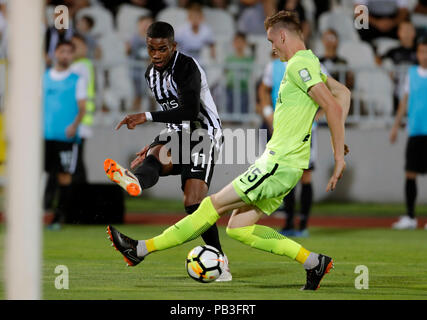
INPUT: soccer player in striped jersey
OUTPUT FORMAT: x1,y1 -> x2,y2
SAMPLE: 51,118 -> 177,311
104,22 -> 231,281
107,11 -> 351,290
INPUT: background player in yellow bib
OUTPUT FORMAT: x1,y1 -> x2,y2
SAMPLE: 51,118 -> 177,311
107,11 -> 351,290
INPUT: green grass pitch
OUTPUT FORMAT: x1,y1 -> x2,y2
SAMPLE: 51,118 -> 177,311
1,224 -> 426,300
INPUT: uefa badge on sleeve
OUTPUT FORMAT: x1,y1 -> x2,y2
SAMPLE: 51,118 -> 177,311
299,68 -> 312,82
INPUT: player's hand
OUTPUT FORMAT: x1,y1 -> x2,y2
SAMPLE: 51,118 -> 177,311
65,123 -> 78,138
344,144 -> 350,156
116,113 -> 147,130
130,145 -> 150,170
389,126 -> 398,144
326,159 -> 346,192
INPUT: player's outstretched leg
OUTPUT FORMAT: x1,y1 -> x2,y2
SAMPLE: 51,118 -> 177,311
107,225 -> 144,266
226,208 -> 334,291
104,159 -> 142,196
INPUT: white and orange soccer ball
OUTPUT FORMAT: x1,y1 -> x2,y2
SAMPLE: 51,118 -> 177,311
185,245 -> 225,283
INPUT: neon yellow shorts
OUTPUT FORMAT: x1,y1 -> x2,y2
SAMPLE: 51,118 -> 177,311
232,155 -> 303,215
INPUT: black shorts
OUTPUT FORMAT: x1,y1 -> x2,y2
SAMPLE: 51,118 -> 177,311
405,136 -> 427,174
148,130 -> 221,190
44,140 -> 80,174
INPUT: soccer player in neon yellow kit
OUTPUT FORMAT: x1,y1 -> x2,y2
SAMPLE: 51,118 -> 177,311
107,11 -> 351,290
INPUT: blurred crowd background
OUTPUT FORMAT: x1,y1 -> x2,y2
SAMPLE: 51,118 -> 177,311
0,0 -> 426,127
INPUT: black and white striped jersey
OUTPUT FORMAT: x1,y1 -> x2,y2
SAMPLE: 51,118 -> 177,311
145,51 -> 222,140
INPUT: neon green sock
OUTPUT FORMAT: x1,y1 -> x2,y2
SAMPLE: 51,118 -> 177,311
146,197 -> 220,252
226,224 -> 302,260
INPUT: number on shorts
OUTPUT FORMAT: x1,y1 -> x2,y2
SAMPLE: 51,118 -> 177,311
192,152 -> 206,168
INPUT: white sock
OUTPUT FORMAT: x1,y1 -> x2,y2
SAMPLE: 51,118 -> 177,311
136,240 -> 149,258
303,252 -> 319,270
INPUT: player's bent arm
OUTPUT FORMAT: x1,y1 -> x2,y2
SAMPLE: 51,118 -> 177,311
309,82 -> 345,161
390,94 -> 408,143
72,99 -> 86,128
325,76 -> 351,124
309,82 -> 346,191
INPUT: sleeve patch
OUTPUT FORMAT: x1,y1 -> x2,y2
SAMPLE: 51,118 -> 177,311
298,68 -> 312,82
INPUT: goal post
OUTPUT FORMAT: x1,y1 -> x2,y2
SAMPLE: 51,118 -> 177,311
4,0 -> 44,299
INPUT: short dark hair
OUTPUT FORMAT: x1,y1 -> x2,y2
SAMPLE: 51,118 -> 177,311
264,10 -> 302,38
234,32 -> 247,41
147,21 -> 174,42
55,40 -> 75,51
417,36 -> 427,49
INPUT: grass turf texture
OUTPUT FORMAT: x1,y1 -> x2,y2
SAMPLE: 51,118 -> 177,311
0,224 -> 426,300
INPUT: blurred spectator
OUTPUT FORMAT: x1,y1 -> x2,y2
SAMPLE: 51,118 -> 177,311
70,34 -> 96,185
381,21 -> 418,111
225,32 -> 254,114
390,37 -> 427,230
45,10 -> 74,67
75,15 -> 102,60
126,15 -> 153,111
43,40 -> 86,229
318,29 -> 354,89
276,0 -> 310,41
354,0 -> 409,44
381,21 -> 417,65
175,3 -> 216,63
237,0 -> 276,35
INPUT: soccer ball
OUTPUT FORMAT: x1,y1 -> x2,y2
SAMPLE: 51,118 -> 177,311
186,245 -> 224,283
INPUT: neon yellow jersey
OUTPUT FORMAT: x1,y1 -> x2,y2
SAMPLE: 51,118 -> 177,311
265,49 -> 327,169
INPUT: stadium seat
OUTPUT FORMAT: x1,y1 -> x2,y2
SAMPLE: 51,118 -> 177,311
355,68 -> 394,117
203,8 -> 235,42
247,35 -> 272,69
411,13 -> 427,30
338,40 -> 376,68
97,32 -> 127,65
96,32 -> 134,112
116,4 -> 151,41
156,7 -> 187,30
109,66 -> 134,111
318,6 -> 360,42
373,38 -> 400,56
75,5 -> 114,38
